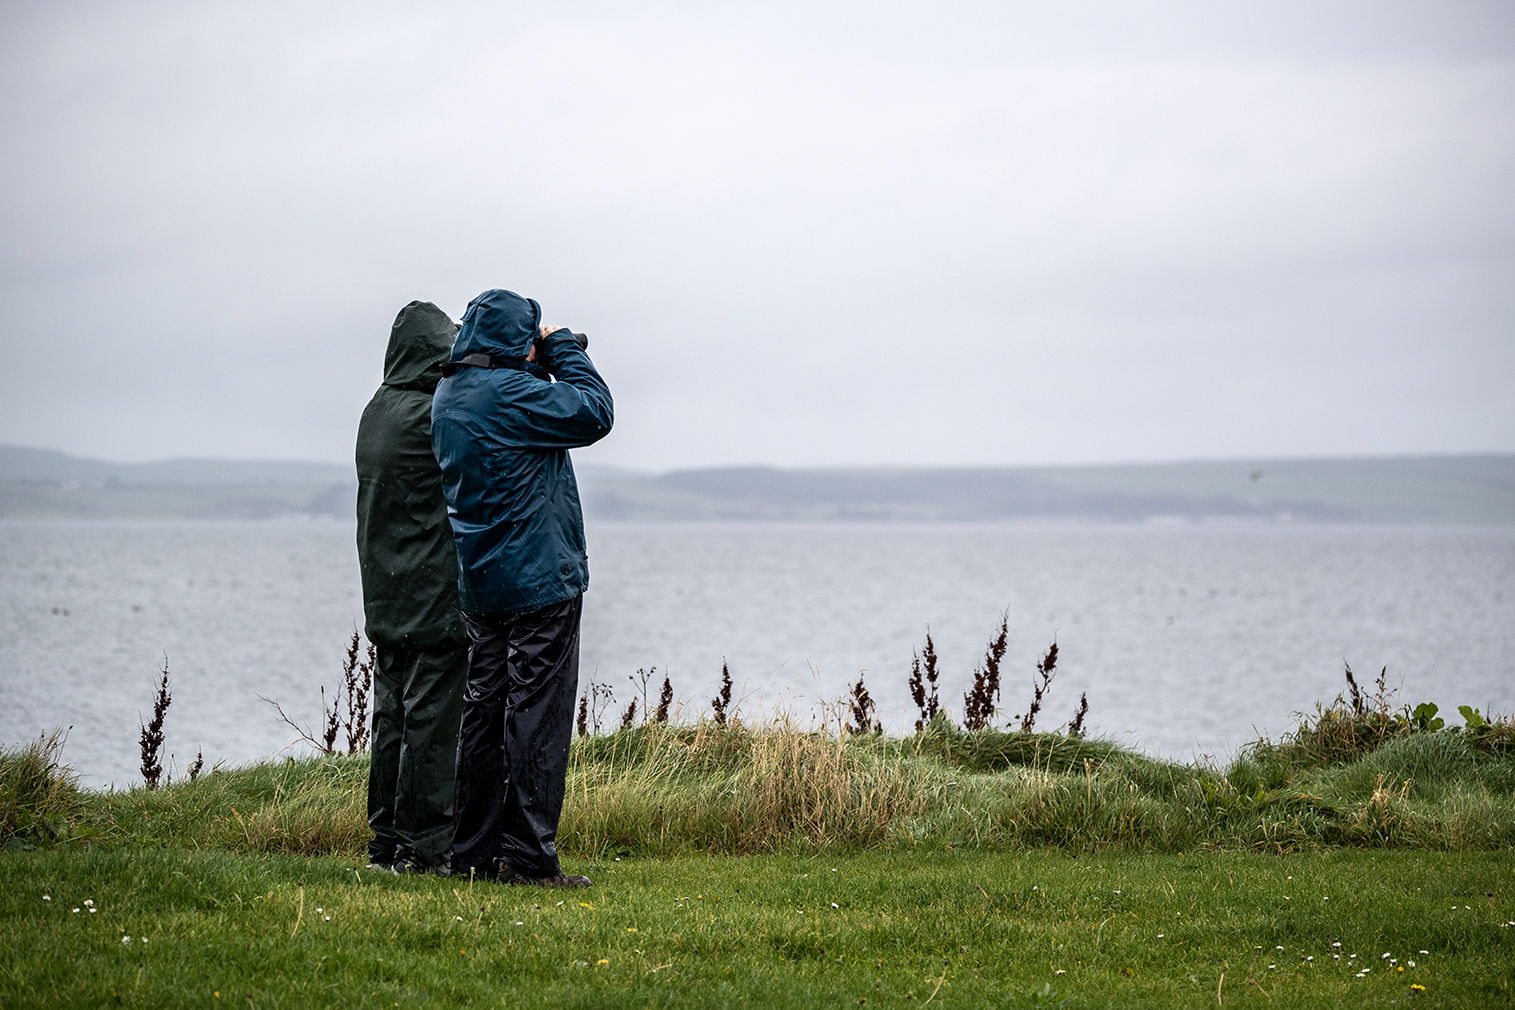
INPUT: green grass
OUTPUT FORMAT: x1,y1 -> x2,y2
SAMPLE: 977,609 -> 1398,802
4,709 -> 1515,1006
3,847 -> 1512,1008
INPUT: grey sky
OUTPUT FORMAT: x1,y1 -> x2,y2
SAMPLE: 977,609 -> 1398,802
1,1 -> 1511,470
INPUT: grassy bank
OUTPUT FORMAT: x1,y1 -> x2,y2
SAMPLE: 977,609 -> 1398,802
9,714 -> 1511,860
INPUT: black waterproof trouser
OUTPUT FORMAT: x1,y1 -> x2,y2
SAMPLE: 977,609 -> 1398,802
367,641 -> 470,868
452,595 -> 582,879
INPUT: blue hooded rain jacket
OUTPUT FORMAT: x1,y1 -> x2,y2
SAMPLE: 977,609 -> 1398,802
431,289 -> 614,615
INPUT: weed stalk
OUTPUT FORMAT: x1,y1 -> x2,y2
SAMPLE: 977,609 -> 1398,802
139,657 -> 172,789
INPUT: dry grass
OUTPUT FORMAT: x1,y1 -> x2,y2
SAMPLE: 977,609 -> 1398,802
564,718 -> 942,855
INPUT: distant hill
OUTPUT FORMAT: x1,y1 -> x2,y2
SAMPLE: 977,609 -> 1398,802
577,456 -> 1515,525
2,445 -> 1511,523
0,445 -> 355,519
0,444 -> 352,485
1022,455 -> 1515,525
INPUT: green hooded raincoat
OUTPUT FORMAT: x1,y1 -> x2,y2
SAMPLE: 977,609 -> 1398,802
356,302 -> 466,649
355,300 -> 469,870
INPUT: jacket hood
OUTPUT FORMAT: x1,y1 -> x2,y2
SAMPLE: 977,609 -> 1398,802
384,301 -> 458,393
452,288 -> 540,361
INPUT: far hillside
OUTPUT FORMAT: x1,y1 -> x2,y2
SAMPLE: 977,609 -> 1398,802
578,455 -> 1515,525
2,444 -> 1511,523
0,445 -> 355,520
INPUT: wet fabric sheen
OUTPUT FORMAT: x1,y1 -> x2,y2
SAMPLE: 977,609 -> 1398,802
452,596 -> 582,879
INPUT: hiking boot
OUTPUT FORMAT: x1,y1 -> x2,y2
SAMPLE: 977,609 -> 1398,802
492,860 -> 530,885
495,859 -> 592,888
534,872 -> 593,888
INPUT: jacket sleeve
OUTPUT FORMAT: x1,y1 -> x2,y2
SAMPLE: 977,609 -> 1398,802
508,330 -> 614,450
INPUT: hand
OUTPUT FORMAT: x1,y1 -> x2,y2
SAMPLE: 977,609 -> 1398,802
528,324 -> 567,365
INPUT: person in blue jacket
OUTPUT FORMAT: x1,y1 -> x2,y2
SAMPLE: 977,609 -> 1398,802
431,288 -> 613,888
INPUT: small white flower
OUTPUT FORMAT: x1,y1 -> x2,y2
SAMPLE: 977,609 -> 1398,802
122,936 -> 131,943
1407,960 -> 1416,968
72,908 -> 80,913
1157,934 -> 1164,938
1306,956 -> 1313,961
1382,952 -> 1391,959
89,908 -> 96,913
831,903 -> 839,909
1055,969 -> 1066,975
1420,950 -> 1429,955
1113,890 -> 1121,894
323,916 -> 330,921
515,921 -> 524,926
315,908 -> 323,914
556,901 -> 564,907
1333,954 -> 1339,959
42,895 -> 51,901
1268,964 -> 1276,969
455,916 -> 463,921
84,899 -> 93,906
1276,946 -> 1284,950
141,938 -> 148,944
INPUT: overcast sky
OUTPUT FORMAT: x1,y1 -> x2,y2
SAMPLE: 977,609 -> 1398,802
1,0 -> 1511,470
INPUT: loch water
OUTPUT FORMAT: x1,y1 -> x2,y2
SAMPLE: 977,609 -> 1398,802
2,519 -> 1511,787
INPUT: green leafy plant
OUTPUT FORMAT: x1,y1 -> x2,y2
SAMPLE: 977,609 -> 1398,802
1409,702 -> 1444,732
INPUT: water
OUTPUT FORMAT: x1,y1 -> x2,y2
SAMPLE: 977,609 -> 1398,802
2,519 -> 1511,788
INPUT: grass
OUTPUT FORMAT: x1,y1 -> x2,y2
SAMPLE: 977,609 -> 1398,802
0,729 -> 85,850
3,701 -> 1514,1006
3,847 -> 1512,1007
6,710 -> 1515,860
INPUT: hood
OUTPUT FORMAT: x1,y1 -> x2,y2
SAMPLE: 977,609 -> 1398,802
384,301 -> 458,393
452,288 -> 540,361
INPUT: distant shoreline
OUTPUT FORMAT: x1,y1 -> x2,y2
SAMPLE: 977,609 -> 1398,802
3,444 -> 1512,524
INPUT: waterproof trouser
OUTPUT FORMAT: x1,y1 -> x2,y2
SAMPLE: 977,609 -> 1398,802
367,641 -> 470,868
452,595 -> 582,880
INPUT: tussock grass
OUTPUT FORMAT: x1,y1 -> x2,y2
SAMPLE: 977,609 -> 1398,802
564,719 -> 942,855
87,754 -> 369,856
0,729 -> 83,849
22,713 -> 1509,862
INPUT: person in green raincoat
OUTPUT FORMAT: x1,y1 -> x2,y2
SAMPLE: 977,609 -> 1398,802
355,300 -> 469,874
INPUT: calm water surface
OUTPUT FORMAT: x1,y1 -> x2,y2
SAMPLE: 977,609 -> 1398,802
2,519 -> 1511,786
